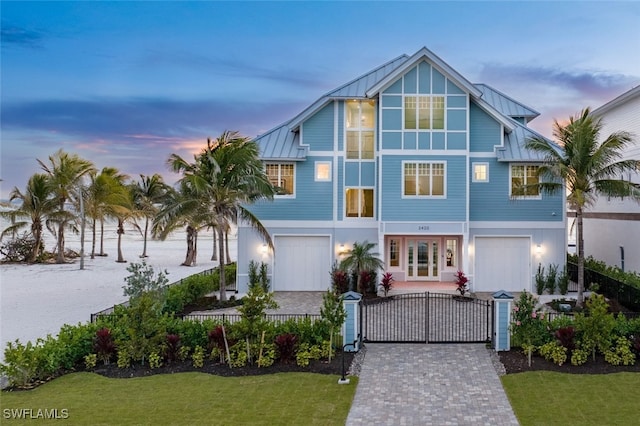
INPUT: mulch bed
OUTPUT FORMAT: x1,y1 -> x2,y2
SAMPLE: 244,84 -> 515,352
499,349 -> 640,374
92,353 -> 355,380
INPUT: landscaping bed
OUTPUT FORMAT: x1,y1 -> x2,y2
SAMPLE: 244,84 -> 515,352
92,352 -> 355,379
499,349 -> 640,374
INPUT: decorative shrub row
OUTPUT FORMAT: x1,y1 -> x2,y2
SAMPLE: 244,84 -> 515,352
1,261 -> 346,389
568,254 -> 640,290
511,291 -> 640,367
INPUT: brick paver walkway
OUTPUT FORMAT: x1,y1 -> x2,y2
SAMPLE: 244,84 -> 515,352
347,344 -> 519,425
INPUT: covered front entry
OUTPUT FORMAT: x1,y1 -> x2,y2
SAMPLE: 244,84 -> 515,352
360,293 -> 493,343
386,236 -> 461,282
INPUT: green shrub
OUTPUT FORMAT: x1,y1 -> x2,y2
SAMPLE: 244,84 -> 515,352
257,343 -> 276,367
0,340 -> 40,388
568,254 -> 640,290
558,266 -> 570,295
539,341 -> 568,366
116,349 -> 131,368
571,348 -> 589,366
229,342 -> 248,368
605,337 -> 636,366
84,354 -> 97,369
148,351 -> 163,369
178,345 -> 191,362
546,264 -> 558,294
574,294 -> 616,360
535,264 -> 546,295
192,345 -> 205,368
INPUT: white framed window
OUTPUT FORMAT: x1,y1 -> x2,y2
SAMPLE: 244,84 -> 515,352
389,238 -> 400,267
403,161 -> 446,197
266,163 -> 295,197
510,164 -> 541,199
345,100 -> 375,160
404,95 -> 445,130
315,162 -> 332,182
472,163 -> 489,182
345,187 -> 374,218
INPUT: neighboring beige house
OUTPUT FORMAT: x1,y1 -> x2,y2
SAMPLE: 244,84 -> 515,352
574,86 -> 640,273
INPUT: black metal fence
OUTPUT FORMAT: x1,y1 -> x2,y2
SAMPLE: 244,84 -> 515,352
568,262 -> 640,312
182,313 -> 323,324
90,266 -> 235,322
360,293 -> 493,344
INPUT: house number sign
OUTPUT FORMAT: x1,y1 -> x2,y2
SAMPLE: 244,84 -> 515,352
418,225 -> 430,231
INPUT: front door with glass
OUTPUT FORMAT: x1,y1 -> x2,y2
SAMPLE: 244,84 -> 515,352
407,239 -> 439,280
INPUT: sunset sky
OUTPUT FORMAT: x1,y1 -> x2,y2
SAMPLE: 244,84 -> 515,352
2,1 -> 639,199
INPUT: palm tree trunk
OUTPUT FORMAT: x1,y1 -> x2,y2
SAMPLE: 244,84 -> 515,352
193,229 -> 198,266
218,227 -> 227,302
116,218 -> 126,263
91,219 -> 96,259
141,218 -> 149,258
99,219 -> 106,256
211,228 -> 217,261
576,206 -> 585,308
56,221 -> 65,264
29,219 -> 42,263
182,225 -> 196,266
225,231 -> 231,263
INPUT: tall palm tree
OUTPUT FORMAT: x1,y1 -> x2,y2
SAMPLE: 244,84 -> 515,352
131,174 -> 171,258
525,108 -> 639,307
38,150 -> 95,263
339,240 -> 385,292
0,173 -> 57,262
86,167 -> 122,258
97,170 -> 134,263
166,131 -> 276,301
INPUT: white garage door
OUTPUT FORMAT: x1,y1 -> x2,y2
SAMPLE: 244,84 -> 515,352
274,236 -> 331,291
474,237 -> 531,292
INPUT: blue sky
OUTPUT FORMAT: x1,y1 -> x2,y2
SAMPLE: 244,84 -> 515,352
2,1 -> 639,199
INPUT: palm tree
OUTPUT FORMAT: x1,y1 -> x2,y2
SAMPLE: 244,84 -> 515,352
0,173 -> 57,262
525,108 -> 639,307
165,131 -> 276,301
339,240 -> 385,293
86,167 -> 121,258
131,174 -> 171,258
38,150 -> 95,263
153,180 -> 206,266
98,170 -> 134,263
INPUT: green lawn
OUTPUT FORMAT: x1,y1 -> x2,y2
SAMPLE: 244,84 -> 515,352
0,372 -> 358,425
502,371 -> 640,426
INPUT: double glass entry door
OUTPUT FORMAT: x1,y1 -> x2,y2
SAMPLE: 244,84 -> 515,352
407,239 -> 439,280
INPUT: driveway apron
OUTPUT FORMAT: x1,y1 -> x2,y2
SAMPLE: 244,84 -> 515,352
347,344 -> 519,425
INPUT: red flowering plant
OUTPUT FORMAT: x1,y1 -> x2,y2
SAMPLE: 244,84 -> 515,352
511,291 -> 551,366
454,271 -> 469,296
379,272 -> 394,297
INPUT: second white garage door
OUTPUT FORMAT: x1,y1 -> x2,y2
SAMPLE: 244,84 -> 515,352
474,237 -> 531,292
274,236 -> 331,291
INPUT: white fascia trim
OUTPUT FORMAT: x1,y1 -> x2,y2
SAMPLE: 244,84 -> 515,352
379,149 -> 467,156
470,221 -> 565,229
470,152 -> 498,158
307,151 -> 336,157
255,220 -> 380,229
366,47 -> 482,98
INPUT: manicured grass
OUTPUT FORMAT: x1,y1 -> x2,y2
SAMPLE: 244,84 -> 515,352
502,371 -> 640,426
0,372 -> 358,425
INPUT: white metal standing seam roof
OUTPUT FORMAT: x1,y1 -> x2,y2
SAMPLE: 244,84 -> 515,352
256,123 -> 306,161
475,83 -> 540,119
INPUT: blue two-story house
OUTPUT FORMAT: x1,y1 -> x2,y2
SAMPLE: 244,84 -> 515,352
237,47 -> 566,294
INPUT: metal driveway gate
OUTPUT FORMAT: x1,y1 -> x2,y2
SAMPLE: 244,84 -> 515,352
360,292 -> 493,343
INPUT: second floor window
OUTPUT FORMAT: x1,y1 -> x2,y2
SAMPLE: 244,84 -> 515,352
404,162 -> 445,197
266,163 -> 294,196
404,95 -> 444,130
510,164 -> 540,198
345,188 -> 374,218
346,100 -> 375,160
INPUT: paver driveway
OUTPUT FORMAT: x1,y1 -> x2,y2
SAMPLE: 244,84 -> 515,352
347,344 -> 519,425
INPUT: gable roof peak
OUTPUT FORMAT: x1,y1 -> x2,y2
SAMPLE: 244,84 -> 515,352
366,47 -> 482,98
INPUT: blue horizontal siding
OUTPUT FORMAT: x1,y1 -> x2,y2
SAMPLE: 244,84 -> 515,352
469,158 -> 564,221
381,155 -> 466,221
470,101 -> 501,152
382,131 -> 402,149
303,102 -> 334,152
251,157 -> 334,221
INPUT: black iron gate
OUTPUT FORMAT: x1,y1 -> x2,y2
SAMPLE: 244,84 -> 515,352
360,292 -> 493,343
